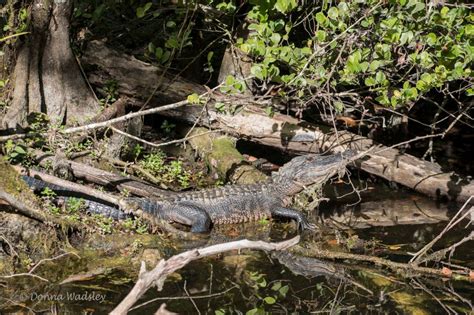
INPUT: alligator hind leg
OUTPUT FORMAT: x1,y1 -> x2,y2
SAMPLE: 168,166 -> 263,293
271,207 -> 315,230
170,202 -> 212,233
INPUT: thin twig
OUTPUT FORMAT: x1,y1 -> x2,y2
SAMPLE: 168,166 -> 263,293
110,126 -> 222,149
183,280 -> 201,315
0,99 -> 190,143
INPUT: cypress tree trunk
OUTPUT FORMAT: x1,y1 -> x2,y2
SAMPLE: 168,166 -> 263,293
1,0 -> 99,129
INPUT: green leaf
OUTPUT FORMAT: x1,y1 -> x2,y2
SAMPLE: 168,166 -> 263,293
365,77 -> 376,86
148,42 -> 155,53
440,6 -> 449,17
465,25 -> 474,36
279,285 -> 289,296
154,47 -> 163,59
225,75 -> 235,86
400,31 -> 414,45
264,296 -> 276,304
165,37 -> 179,49
412,2 -> 425,14
187,93 -> 200,104
144,2 -> 152,11
315,30 -> 326,42
275,0 -> 297,13
375,71 -> 387,85
334,101 -> 344,113
327,7 -> 339,20
315,12 -> 328,26
14,146 -> 26,155
160,50 -> 171,64
369,60 -> 381,71
207,51 -> 214,62
214,102 -> 225,112
166,21 -> 176,28
270,33 -> 281,46
246,308 -> 260,315
426,33 -> 437,46
136,7 -> 145,18
251,64 -> 266,80
271,282 -> 282,291
381,17 -> 398,29
265,106 -> 274,117
420,73 -> 433,84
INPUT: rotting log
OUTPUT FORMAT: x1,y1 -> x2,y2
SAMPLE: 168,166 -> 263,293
82,41 -> 474,203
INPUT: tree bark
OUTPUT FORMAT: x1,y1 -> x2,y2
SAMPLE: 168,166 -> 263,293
2,0 -> 99,129
82,41 -> 474,203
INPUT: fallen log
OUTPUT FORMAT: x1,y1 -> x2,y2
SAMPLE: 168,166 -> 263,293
32,151 -> 172,198
82,41 -> 473,203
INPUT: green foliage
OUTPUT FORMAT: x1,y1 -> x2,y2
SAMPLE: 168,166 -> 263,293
220,75 -> 246,94
160,120 -> 176,133
40,187 -> 57,199
92,214 -> 114,234
139,151 -> 194,189
66,198 -> 86,214
243,272 -> 290,314
121,217 -> 148,234
98,80 -> 118,107
234,0 -> 472,109
3,140 -> 28,164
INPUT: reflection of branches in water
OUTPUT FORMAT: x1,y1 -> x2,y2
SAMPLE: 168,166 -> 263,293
443,281 -> 474,310
0,252 -> 78,283
410,197 -> 473,264
411,278 -> 456,314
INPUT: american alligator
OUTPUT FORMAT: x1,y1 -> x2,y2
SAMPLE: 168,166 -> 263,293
24,150 -> 356,232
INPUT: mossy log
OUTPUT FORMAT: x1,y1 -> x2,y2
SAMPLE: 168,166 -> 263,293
185,127 -> 266,184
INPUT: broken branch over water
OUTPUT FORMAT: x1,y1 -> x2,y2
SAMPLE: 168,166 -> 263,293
110,236 -> 300,315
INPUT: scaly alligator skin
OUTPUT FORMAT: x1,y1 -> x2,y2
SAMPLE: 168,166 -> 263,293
24,150 -> 355,232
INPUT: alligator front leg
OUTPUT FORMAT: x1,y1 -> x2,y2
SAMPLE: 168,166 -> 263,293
169,202 -> 212,233
271,207 -> 315,230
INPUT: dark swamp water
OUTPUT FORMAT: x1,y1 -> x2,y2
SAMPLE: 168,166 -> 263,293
0,178 -> 472,315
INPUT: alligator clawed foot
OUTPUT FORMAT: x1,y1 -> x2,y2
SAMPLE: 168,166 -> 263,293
298,220 -> 317,231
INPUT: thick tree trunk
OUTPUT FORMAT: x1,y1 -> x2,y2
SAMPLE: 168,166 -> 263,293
1,0 -> 99,129
82,41 -> 474,203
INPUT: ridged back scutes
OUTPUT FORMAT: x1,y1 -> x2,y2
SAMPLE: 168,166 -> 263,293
157,180 -> 278,203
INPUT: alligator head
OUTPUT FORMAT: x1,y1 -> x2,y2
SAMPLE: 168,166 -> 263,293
273,150 -> 357,196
